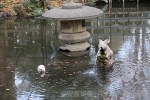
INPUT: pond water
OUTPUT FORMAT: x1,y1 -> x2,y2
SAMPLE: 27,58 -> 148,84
0,2 -> 150,100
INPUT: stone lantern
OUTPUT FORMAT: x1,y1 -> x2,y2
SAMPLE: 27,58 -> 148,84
42,0 -> 103,56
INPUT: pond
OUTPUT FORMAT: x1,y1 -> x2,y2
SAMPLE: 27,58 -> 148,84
0,2 -> 150,100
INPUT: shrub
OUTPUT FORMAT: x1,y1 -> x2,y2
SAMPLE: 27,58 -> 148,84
0,4 -> 4,11
13,4 -> 22,14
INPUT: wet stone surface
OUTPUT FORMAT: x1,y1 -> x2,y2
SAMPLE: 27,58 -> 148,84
0,2 -> 150,100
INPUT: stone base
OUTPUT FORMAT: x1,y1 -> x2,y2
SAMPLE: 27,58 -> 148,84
58,31 -> 90,43
60,50 -> 89,57
59,41 -> 90,52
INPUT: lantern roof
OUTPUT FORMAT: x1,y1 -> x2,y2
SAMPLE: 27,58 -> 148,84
42,0 -> 103,20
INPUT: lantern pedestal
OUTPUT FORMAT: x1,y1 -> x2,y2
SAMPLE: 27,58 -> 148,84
58,19 -> 90,56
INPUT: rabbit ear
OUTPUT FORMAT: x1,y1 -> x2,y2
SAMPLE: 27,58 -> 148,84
104,36 -> 110,43
104,39 -> 110,44
99,39 -> 103,43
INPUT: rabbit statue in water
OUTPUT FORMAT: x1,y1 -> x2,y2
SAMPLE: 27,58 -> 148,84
37,65 -> 45,77
96,38 -> 114,67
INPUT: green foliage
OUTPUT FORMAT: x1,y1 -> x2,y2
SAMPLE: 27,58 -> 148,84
0,4 -> 4,11
13,4 -> 22,14
27,9 -> 44,16
45,0 -> 54,9
87,0 -> 96,6
89,0 -> 96,3
24,0 -> 42,12
23,0 -> 53,16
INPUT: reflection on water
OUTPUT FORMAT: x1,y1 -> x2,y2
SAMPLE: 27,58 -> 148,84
0,2 -> 150,100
